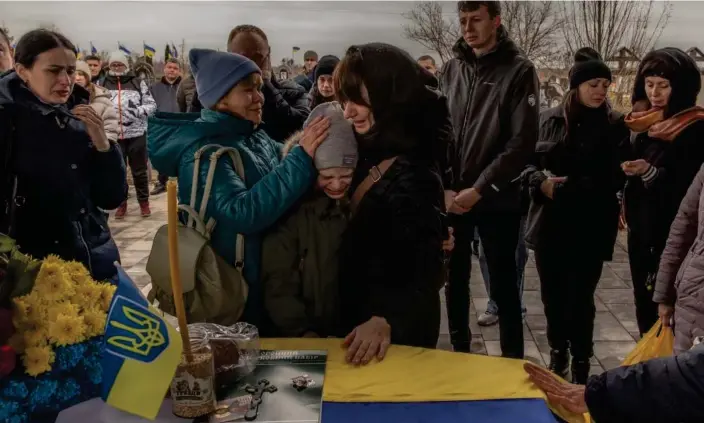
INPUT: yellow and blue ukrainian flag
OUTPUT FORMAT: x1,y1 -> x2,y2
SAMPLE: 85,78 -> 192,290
143,43 -> 156,59
261,339 -> 586,423
101,265 -> 182,419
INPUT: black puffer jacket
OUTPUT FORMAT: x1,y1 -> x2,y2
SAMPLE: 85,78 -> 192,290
585,342 -> 704,422
337,43 -> 447,348
440,25 -> 539,211
524,103 -> 627,259
0,71 -> 127,281
623,48 -> 704,253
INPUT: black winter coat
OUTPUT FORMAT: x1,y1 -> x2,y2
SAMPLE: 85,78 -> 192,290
523,104 -> 627,260
337,155 -> 445,348
0,71 -> 126,281
623,121 -> 704,253
440,25 -> 539,211
585,342 -> 704,422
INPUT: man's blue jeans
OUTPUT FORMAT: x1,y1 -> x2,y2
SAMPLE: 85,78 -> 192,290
478,215 -> 528,315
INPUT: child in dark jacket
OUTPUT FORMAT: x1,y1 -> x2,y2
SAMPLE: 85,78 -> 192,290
262,102 -> 356,338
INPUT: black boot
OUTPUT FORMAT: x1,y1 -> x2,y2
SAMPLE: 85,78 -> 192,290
548,349 -> 569,378
571,359 -> 590,385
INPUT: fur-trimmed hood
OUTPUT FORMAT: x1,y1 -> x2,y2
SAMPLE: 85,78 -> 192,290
282,131 -> 304,157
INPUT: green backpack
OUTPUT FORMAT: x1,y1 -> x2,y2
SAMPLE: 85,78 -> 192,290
147,145 -> 248,325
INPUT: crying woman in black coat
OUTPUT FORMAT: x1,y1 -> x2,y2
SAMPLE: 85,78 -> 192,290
333,43 -> 452,364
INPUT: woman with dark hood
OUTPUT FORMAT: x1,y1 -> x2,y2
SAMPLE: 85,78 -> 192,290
523,48 -> 628,384
333,43 -> 451,364
622,47 -> 704,337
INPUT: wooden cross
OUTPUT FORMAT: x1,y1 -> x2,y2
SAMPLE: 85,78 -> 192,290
244,379 -> 278,421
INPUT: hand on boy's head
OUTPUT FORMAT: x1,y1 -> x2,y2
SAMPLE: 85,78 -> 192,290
300,117 -> 331,158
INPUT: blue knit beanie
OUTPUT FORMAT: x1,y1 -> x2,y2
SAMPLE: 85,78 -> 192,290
189,48 -> 261,109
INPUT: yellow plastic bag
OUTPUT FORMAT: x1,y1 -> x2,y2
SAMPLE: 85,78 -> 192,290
622,322 -> 674,366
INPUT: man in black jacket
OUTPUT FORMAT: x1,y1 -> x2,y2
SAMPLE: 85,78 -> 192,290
227,25 -> 310,143
440,1 -> 539,358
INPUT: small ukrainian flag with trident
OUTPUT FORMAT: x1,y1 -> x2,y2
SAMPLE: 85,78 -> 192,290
144,42 -> 156,59
101,264 -> 182,419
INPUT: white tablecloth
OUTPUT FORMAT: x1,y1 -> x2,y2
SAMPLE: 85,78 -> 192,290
56,398 -> 193,423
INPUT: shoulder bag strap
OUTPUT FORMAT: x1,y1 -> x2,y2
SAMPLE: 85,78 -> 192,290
187,144 -> 223,230
216,147 -> 247,270
349,156 -> 398,215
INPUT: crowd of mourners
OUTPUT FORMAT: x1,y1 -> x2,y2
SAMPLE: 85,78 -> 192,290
2,1 -> 704,421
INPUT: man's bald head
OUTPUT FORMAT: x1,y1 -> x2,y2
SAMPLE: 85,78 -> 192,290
227,25 -> 270,71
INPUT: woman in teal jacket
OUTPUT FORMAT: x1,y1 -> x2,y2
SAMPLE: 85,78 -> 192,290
148,48 -> 329,326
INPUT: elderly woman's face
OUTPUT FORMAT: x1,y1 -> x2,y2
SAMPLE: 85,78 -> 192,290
645,76 -> 672,108
342,85 -> 374,135
216,73 -> 265,124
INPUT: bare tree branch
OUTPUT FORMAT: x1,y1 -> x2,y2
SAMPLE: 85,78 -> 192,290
402,2 -> 458,64
560,0 -> 672,110
560,0 -> 671,60
501,1 -> 564,68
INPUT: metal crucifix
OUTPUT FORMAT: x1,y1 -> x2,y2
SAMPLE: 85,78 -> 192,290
244,379 -> 278,421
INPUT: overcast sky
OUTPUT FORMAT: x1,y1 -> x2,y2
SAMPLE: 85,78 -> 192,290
1,1 -> 703,63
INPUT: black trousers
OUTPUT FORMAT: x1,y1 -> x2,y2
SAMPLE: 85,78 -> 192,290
534,245 -> 603,359
627,231 -> 661,336
446,210 -> 524,358
157,172 -> 168,186
118,135 -> 149,202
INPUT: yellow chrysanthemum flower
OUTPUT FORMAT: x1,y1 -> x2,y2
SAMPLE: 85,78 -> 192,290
8,333 -> 25,354
12,295 -> 43,327
23,327 -> 48,348
71,282 -> 103,310
82,308 -> 107,338
98,283 -> 117,312
48,314 -> 86,346
47,302 -> 80,321
23,346 -> 55,377
64,260 -> 91,282
42,254 -> 63,266
34,261 -> 75,302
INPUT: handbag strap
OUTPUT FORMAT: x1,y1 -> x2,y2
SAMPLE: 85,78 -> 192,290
349,157 -> 398,215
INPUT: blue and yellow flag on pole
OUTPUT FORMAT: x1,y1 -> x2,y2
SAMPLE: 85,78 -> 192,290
144,42 -> 156,58
102,265 -> 182,419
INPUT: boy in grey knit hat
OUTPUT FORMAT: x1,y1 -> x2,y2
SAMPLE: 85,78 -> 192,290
262,102 -> 357,337
283,101 -> 358,199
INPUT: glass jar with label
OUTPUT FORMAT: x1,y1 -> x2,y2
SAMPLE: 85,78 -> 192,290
171,328 -> 216,418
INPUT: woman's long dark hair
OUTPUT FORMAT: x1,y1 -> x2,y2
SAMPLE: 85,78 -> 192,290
14,29 -> 75,69
333,43 -> 448,167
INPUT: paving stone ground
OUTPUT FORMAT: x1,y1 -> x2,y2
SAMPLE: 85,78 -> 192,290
112,190 -> 638,373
